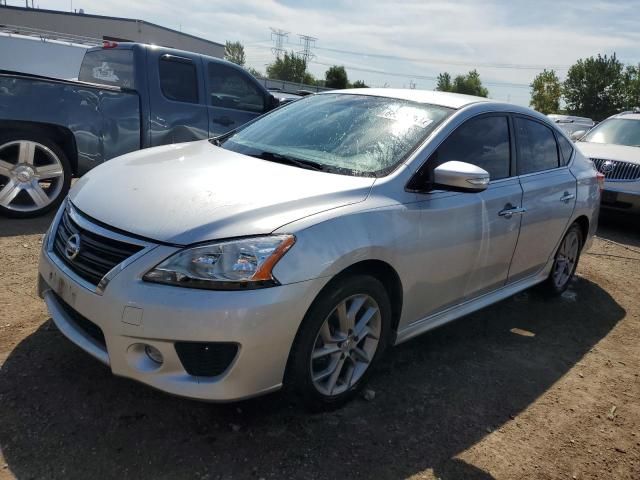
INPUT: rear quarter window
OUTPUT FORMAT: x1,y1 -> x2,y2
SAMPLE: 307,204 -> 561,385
557,134 -> 574,165
78,49 -> 135,88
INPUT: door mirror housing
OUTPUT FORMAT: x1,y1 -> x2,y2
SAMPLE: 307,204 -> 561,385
570,130 -> 586,142
433,161 -> 490,192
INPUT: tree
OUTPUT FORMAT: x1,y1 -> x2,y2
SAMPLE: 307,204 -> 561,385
224,41 -> 245,67
351,80 -> 368,88
325,65 -> 349,89
563,53 -> 625,120
246,67 -> 263,78
622,64 -> 640,110
436,72 -> 452,92
530,69 -> 562,114
435,70 -> 488,97
266,51 -> 312,84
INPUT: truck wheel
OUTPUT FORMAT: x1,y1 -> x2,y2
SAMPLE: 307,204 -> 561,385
0,133 -> 71,218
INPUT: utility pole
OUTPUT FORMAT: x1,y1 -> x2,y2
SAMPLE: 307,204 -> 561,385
270,28 -> 289,59
297,34 -> 317,64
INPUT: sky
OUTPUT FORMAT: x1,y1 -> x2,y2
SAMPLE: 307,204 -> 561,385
6,0 -> 640,105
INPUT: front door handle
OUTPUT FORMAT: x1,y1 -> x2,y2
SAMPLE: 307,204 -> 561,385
213,116 -> 235,127
560,192 -> 575,203
499,205 -> 527,218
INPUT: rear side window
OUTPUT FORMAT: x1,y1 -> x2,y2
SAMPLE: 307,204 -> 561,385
78,49 -> 135,88
208,63 -> 265,112
557,134 -> 574,165
159,56 -> 198,103
515,117 -> 559,174
435,115 -> 511,180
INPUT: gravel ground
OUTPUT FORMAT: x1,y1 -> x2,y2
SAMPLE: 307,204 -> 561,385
0,210 -> 638,480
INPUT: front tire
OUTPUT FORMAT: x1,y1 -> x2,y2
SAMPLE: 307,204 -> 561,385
540,223 -> 583,295
286,275 -> 392,410
0,133 -> 71,218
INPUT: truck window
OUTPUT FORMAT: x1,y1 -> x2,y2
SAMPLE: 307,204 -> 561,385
208,63 -> 265,113
78,49 -> 135,88
159,56 -> 199,104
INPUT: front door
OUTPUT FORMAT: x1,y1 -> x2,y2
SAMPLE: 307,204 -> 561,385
413,114 -> 523,318
508,116 -> 576,282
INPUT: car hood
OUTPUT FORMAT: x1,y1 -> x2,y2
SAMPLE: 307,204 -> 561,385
576,142 -> 640,164
70,140 -> 375,244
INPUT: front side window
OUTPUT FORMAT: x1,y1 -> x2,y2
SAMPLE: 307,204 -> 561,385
581,118 -> 640,147
159,56 -> 198,103
208,63 -> 265,113
219,94 -> 453,177
78,49 -> 135,88
515,117 -> 559,175
434,115 -> 511,180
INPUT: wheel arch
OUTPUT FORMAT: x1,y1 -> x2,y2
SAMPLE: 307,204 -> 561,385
0,121 -> 78,175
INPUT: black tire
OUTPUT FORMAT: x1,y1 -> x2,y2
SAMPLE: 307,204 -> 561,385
539,223 -> 584,296
286,274 -> 392,410
0,132 -> 72,219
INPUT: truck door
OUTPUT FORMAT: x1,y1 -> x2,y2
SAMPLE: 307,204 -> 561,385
204,60 -> 270,137
147,50 -> 209,146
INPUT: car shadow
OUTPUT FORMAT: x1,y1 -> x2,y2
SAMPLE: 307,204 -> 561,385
0,211 -> 55,237
596,210 -> 640,248
0,277 -> 624,479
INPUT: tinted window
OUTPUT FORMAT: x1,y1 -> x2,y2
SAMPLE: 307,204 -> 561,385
159,56 -> 198,103
515,117 -> 559,174
557,134 -> 574,165
78,49 -> 135,88
220,94 -> 452,177
435,116 -> 510,180
208,63 -> 265,112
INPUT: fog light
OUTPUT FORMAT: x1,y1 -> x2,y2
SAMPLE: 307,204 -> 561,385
145,345 -> 163,364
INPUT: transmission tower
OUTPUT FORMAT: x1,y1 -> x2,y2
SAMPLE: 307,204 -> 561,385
270,28 -> 289,59
297,34 -> 317,63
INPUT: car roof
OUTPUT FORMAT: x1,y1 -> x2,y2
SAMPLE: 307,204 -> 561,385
322,88 -> 493,109
612,112 -> 640,120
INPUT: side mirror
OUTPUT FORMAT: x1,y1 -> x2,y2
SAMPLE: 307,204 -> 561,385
433,161 -> 490,192
266,94 -> 280,111
570,130 -> 586,142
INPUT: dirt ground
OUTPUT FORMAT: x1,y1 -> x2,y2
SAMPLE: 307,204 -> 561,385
0,210 -> 638,480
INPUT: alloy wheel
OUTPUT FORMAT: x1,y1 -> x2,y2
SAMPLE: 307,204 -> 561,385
310,294 -> 382,396
0,140 -> 65,213
552,230 -> 580,289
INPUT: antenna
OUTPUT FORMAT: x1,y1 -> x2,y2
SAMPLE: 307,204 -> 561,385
270,28 -> 289,59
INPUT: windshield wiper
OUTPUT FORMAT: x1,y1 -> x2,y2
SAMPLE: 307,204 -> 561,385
209,130 -> 237,146
248,151 -> 327,172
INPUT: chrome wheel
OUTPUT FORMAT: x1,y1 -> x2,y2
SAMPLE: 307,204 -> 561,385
552,229 -> 580,289
0,140 -> 65,213
310,294 -> 381,396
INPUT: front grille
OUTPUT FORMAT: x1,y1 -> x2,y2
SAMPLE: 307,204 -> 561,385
53,292 -> 106,348
175,342 -> 238,377
591,158 -> 640,181
52,207 -> 144,286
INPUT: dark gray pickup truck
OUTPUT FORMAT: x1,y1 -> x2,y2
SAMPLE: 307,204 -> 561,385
0,42 -> 278,217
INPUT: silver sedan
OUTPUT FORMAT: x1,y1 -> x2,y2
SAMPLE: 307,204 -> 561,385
38,89 -> 600,408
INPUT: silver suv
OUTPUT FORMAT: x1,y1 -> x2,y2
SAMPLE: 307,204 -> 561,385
576,111 -> 640,214
38,90 -> 600,408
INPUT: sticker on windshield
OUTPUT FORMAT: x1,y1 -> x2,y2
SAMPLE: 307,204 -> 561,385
92,62 -> 120,82
377,105 -> 435,129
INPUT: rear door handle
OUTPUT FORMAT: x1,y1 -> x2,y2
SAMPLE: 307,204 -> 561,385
499,205 -> 526,218
213,116 -> 235,127
560,192 -> 575,203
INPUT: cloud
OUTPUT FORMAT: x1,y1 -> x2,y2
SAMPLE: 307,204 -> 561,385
22,0 -> 640,103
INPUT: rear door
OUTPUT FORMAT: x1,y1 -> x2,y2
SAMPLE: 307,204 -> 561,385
205,61 -> 269,136
147,50 -> 209,146
507,116 -> 576,283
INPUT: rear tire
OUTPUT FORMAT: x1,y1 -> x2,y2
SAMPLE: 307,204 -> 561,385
539,223 -> 583,296
286,275 -> 392,410
0,132 -> 71,218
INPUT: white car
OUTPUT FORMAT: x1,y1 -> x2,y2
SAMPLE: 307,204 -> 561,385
576,111 -> 640,214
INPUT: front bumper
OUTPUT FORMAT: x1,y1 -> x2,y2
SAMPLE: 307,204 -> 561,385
38,225 -> 326,402
601,182 -> 640,214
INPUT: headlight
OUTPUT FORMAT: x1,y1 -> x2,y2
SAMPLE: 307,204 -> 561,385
143,235 -> 295,290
